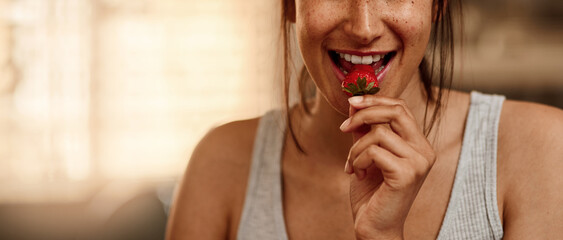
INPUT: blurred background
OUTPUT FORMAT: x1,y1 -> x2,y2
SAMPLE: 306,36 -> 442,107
0,0 -> 561,239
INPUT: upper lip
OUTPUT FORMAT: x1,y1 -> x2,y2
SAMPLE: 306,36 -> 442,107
329,49 -> 393,56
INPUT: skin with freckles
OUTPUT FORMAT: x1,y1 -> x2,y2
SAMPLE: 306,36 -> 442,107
165,0 -> 563,239
296,0 -> 432,115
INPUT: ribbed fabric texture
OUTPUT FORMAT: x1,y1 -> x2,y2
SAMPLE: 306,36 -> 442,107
236,110 -> 288,240
237,92 -> 504,240
436,92 -> 505,240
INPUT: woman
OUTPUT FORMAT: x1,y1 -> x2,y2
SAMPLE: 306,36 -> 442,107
166,0 -> 563,239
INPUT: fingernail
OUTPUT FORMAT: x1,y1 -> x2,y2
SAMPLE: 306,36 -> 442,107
339,118 -> 351,131
344,161 -> 350,174
348,96 -> 364,105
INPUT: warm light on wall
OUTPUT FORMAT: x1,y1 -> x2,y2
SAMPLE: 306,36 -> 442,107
0,0 -> 279,202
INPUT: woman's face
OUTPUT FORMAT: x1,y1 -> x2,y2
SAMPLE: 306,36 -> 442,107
294,0 -> 434,115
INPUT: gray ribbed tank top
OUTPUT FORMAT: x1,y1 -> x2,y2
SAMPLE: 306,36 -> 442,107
237,91 -> 505,240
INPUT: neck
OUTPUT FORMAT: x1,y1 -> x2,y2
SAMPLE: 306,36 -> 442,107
291,70 -> 432,165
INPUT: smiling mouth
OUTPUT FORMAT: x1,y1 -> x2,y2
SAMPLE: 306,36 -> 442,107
329,50 -> 395,78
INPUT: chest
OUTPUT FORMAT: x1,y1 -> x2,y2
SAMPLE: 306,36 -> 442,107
280,152 -> 459,240
282,167 -> 356,240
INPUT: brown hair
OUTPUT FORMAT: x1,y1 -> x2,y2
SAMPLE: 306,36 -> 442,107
280,0 -> 463,153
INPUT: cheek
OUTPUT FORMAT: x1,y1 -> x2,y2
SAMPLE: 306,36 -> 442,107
297,11 -> 321,47
296,1 -> 343,48
385,1 -> 433,49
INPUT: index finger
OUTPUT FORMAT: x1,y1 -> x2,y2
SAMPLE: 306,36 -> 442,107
348,95 -> 416,119
342,105 -> 419,140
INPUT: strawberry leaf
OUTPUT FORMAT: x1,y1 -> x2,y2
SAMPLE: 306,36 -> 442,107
366,81 -> 374,90
368,87 -> 380,94
357,77 -> 366,90
347,83 -> 359,93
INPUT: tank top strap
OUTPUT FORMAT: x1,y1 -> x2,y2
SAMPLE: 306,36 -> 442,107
237,109 -> 289,240
437,91 -> 505,239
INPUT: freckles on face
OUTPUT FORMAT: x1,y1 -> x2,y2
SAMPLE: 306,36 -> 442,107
293,0 -> 434,113
296,0 -> 337,46
384,0 -> 432,49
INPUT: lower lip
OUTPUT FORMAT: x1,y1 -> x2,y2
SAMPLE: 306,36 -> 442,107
375,56 -> 393,84
330,57 -> 347,81
330,54 -> 394,86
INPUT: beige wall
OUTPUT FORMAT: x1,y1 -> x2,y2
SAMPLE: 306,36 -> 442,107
0,0 -> 279,202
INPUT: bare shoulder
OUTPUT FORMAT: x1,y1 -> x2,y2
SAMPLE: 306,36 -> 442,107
497,99 -> 563,238
501,99 -> 563,137
166,117 -> 260,240
499,100 -> 563,159
191,117 -> 261,170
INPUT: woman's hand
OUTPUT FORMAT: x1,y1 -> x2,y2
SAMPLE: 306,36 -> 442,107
339,95 -> 436,240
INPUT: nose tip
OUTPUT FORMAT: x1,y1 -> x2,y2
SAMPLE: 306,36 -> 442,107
346,23 -> 379,45
343,4 -> 383,45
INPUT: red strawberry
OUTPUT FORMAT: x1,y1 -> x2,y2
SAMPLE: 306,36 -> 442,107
341,64 -> 380,97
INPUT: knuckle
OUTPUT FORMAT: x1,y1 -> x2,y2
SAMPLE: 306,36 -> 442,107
371,125 -> 387,137
392,104 -> 406,116
397,99 -> 408,107
361,116 -> 370,125
366,145 -> 379,158
420,147 -> 437,165
414,154 -> 432,177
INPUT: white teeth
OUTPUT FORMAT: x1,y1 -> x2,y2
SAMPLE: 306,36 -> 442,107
338,52 -> 385,65
373,55 -> 381,62
361,55 -> 373,64
350,55 -> 362,64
